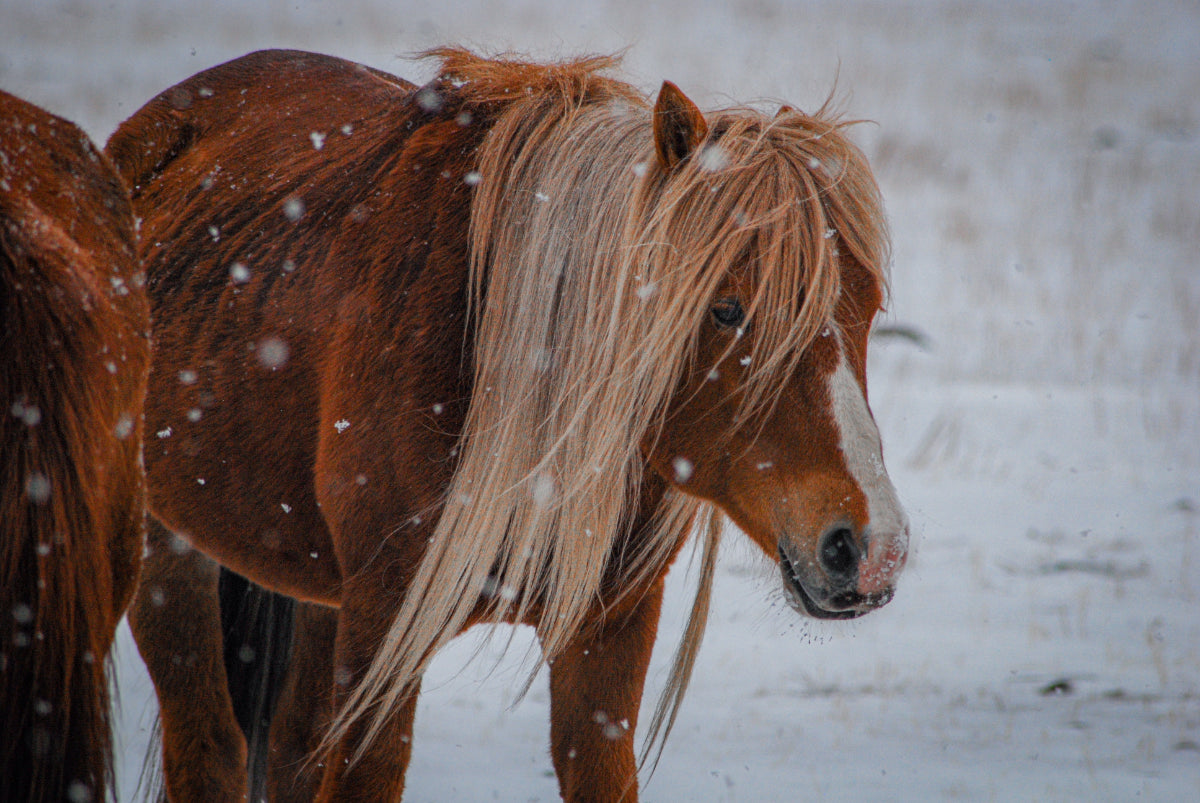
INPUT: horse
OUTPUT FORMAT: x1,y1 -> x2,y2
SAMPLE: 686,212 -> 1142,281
1,89 -> 151,803
105,47 -> 909,801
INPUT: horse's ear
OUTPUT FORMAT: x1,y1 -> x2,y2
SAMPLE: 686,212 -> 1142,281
653,81 -> 708,170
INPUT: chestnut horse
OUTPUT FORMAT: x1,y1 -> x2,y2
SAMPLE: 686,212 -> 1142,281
106,48 -> 908,801
1,90 -> 150,802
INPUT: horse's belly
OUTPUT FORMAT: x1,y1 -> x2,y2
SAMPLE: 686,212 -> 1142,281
142,336 -> 342,605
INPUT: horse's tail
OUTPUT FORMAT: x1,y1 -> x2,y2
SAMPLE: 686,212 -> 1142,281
0,407 -> 117,802
218,568 -> 296,801
1,213 -> 131,803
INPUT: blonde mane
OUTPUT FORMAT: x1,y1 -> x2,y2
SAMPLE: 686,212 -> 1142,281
329,49 -> 889,764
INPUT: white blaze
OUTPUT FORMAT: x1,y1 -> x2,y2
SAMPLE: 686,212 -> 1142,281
827,351 -> 909,585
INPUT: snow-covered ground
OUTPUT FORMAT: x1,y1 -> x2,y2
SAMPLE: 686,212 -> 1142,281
3,1 -> 1197,800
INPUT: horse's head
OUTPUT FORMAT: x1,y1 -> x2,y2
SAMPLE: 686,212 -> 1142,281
446,51 -> 906,634
643,82 -> 908,620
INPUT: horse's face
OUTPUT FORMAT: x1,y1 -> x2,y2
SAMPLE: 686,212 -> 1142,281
649,257 -> 907,619
643,80 -> 907,620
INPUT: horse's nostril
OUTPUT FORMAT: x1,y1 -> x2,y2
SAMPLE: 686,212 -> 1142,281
819,526 -> 860,579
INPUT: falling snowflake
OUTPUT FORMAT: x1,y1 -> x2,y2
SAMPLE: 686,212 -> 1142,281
636,281 -> 658,301
282,196 -> 305,222
114,413 -> 135,439
672,456 -> 694,483
531,472 -> 557,507
256,336 -> 290,370
415,87 -> 443,113
11,401 -> 41,427
697,143 -> 729,172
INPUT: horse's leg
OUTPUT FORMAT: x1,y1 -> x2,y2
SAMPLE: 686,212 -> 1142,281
546,582 -> 666,803
268,601 -> 338,803
128,518 -> 248,801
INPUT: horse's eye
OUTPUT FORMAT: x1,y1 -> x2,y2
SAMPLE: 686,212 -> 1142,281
710,299 -> 745,329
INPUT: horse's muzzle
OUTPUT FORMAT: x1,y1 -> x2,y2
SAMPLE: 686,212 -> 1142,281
777,527 -> 901,620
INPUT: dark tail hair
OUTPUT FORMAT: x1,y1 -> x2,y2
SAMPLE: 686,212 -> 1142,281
0,409 -> 120,802
219,568 -> 297,802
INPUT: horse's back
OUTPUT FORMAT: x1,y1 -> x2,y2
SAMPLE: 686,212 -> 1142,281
1,87 -> 149,803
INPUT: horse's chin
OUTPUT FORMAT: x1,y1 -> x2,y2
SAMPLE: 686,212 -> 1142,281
778,548 -> 878,621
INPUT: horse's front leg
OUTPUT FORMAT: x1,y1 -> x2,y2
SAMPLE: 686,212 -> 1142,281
546,582 -> 665,803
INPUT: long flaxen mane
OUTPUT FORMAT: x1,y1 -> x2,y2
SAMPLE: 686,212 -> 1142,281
330,48 -> 890,762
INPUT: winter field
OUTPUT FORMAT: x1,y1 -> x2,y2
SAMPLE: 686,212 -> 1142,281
3,1 -> 1198,800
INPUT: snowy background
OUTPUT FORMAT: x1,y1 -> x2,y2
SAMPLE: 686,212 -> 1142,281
3,1 -> 1198,800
